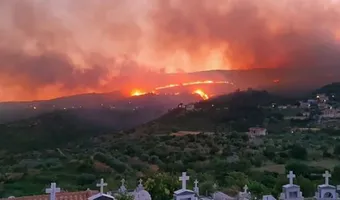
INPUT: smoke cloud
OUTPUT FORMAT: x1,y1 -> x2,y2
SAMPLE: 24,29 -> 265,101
0,0 -> 339,101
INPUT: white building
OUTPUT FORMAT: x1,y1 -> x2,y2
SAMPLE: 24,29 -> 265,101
185,104 -> 195,111
317,94 -> 329,103
322,108 -> 340,119
299,101 -> 310,109
248,127 -> 267,137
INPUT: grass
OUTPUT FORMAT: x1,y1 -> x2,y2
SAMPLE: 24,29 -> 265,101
255,164 -> 286,174
254,159 -> 340,174
307,159 -> 340,169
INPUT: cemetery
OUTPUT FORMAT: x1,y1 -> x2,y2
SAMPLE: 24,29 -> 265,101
1,170 -> 339,200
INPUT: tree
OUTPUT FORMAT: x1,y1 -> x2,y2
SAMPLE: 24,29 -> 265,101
297,176 -> 315,197
285,162 -> 309,176
333,165 -> 340,182
145,173 -> 177,200
333,144 -> 340,155
290,145 -> 307,160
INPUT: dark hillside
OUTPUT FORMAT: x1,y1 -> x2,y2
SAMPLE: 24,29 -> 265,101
313,82 -> 340,101
133,90 -> 295,134
0,106 -> 166,152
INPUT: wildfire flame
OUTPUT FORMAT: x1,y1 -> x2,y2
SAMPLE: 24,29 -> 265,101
192,89 -> 209,100
130,80 -> 234,99
130,89 -> 147,96
154,80 -> 232,90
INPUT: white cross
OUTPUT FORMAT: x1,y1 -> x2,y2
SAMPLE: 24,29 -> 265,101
243,185 -> 248,193
287,171 -> 296,185
194,180 -> 199,188
121,179 -> 125,186
46,183 -> 60,200
179,172 -> 190,190
138,179 -> 143,185
323,171 -> 332,185
96,178 -> 107,194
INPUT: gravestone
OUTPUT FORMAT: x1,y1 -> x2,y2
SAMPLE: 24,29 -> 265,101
315,171 -> 338,200
133,179 -> 152,200
46,183 -> 60,200
193,180 -> 199,196
279,171 -> 304,200
238,185 -> 251,200
173,172 -> 196,200
88,178 -> 115,200
118,179 -> 127,194
97,179 -> 108,194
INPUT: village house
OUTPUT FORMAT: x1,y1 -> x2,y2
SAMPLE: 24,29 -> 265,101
278,105 -> 288,110
317,94 -> 329,103
298,101 -> 310,109
318,103 -> 332,111
185,103 -> 195,111
248,127 -> 267,137
322,108 -> 340,119
291,127 -> 321,133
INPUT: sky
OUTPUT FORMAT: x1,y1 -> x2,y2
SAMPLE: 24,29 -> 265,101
0,0 -> 340,101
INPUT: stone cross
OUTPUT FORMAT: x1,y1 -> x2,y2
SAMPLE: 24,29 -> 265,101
194,179 -> 199,195
243,185 -> 248,193
118,179 -> 127,193
179,172 -> 190,190
46,183 -> 60,200
96,178 -> 107,194
323,171 -> 332,185
287,171 -> 296,185
194,180 -> 199,188
138,179 -> 143,186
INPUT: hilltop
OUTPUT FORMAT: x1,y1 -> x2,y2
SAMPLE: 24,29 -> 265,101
132,89 -> 296,135
313,82 -> 340,101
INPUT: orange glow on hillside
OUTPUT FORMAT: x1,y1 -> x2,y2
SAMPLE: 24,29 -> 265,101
193,89 -> 209,100
154,80 -> 233,91
130,89 -> 147,96
129,80 -> 234,98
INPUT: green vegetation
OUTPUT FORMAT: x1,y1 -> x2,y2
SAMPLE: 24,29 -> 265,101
1,89 -> 340,199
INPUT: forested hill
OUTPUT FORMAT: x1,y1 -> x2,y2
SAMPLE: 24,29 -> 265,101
131,90 -> 297,135
313,82 -> 340,101
0,106 -> 165,152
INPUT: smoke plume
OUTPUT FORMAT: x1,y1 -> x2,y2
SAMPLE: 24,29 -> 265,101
0,0 -> 340,101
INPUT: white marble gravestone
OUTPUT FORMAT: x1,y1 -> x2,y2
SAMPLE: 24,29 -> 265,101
97,179 -> 108,194
193,180 -> 199,196
133,179 -> 152,200
118,179 -> 127,194
46,183 -> 60,200
173,172 -> 196,200
238,185 -> 251,200
88,178 -> 115,200
315,171 -> 338,200
279,171 -> 304,200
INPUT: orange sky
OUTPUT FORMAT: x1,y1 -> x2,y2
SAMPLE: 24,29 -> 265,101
0,0 -> 340,101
